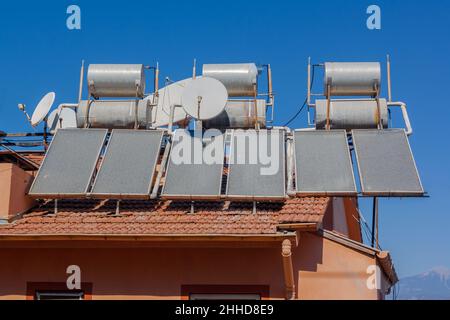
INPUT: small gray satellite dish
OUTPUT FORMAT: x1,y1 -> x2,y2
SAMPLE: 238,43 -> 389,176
181,77 -> 228,120
30,92 -> 55,127
47,107 -> 77,133
46,109 -> 59,133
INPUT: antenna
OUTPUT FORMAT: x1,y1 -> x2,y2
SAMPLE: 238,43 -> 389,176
18,92 -> 56,127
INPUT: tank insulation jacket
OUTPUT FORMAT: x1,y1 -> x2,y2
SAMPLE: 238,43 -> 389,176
202,63 -> 258,97
87,64 -> 146,98
324,62 -> 381,96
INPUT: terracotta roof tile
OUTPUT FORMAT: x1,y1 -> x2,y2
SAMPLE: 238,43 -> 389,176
0,197 -> 330,236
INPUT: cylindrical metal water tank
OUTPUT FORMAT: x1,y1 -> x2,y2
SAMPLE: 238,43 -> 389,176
203,100 -> 266,129
202,63 -> 258,97
324,62 -> 381,96
315,99 -> 388,130
87,64 -> 146,98
76,100 -> 149,129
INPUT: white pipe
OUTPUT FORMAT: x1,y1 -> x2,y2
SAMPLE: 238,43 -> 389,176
58,103 -> 79,110
387,101 -> 413,136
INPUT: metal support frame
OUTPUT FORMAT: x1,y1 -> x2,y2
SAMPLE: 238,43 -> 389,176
115,199 -> 121,215
253,84 -> 260,130
371,197 -> 379,249
325,84 -> 331,130
374,83 -> 383,130
265,64 -> 274,125
150,138 -> 171,199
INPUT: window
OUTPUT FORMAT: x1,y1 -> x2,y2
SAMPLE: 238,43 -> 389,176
190,293 -> 261,300
35,291 -> 84,300
26,282 -> 92,300
181,285 -> 269,300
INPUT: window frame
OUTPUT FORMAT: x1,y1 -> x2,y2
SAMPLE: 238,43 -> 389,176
181,285 -> 270,300
26,282 -> 93,300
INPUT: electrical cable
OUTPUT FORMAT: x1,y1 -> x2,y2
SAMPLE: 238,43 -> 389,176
283,65 -> 316,127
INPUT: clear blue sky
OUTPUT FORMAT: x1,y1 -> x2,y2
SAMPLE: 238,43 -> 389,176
0,0 -> 449,278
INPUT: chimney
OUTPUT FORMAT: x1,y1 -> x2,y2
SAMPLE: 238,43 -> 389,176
0,163 -> 36,223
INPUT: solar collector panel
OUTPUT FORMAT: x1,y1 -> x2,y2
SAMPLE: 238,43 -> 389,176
226,129 -> 286,200
293,130 -> 357,196
90,130 -> 164,199
352,129 -> 424,196
28,129 -> 108,198
161,129 -> 224,200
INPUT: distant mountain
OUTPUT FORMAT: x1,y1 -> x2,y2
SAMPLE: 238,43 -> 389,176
396,267 -> 450,300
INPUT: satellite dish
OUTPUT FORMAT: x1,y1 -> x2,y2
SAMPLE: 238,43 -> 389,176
47,107 -> 77,134
46,109 -> 59,133
181,77 -> 228,120
30,92 -> 55,127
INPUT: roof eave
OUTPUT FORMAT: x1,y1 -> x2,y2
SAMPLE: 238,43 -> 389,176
0,232 -> 298,243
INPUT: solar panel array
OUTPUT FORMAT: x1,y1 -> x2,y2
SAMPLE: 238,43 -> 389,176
294,130 -> 357,196
29,127 -> 424,201
161,129 -> 224,200
29,129 -> 108,197
90,130 -> 164,199
226,130 -> 286,200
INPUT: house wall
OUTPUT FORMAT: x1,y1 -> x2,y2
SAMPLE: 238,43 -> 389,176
0,163 -> 35,222
0,233 -> 386,300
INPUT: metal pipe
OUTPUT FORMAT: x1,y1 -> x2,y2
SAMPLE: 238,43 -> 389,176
78,60 -> 84,103
192,59 -> 196,79
266,64 -> 273,106
387,55 -> 392,102
307,57 -> 311,107
154,62 -> 160,96
387,101 -> 413,136
150,140 -> 171,199
371,197 -> 379,249
269,95 -> 275,124
294,127 -> 316,132
282,239 -> 296,300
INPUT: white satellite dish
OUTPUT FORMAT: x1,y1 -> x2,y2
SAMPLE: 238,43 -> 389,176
30,92 -> 55,127
181,77 -> 228,120
46,107 -> 77,133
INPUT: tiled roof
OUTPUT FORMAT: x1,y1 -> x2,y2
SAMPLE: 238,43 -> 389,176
0,198 -> 330,236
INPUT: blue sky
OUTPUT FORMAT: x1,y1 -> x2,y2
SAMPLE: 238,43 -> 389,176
0,0 -> 449,278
